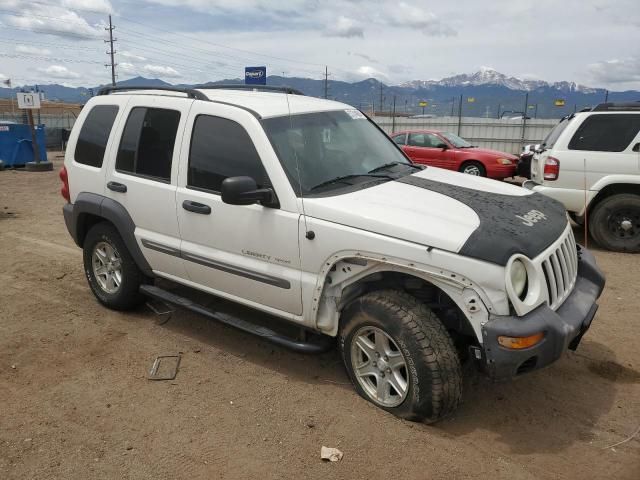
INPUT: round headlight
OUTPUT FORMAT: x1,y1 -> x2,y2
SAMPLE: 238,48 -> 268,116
510,259 -> 528,299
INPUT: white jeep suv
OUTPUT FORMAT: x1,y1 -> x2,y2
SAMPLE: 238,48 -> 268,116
60,86 -> 605,423
524,102 -> 640,252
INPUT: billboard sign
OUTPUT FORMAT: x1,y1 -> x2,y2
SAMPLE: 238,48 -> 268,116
245,66 -> 266,85
17,92 -> 41,109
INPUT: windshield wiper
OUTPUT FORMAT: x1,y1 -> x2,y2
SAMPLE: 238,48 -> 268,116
368,162 -> 422,173
310,173 -> 393,191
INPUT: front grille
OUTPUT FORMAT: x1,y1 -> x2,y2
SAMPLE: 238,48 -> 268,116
541,228 -> 578,309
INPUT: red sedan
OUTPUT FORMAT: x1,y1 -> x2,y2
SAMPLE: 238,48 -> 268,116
391,130 -> 518,179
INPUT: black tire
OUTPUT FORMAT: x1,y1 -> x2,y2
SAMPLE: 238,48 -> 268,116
339,289 -> 462,423
589,194 -> 640,253
82,222 -> 147,310
459,161 -> 486,177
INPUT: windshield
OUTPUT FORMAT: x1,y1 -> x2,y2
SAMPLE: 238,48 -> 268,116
541,116 -> 572,149
263,110 -> 412,195
440,132 -> 472,148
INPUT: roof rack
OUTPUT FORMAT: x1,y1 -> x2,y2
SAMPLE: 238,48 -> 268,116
194,84 -> 305,96
97,86 -> 210,100
591,101 -> 640,112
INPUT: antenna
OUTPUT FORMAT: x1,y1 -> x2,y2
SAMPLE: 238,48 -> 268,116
284,93 -> 313,239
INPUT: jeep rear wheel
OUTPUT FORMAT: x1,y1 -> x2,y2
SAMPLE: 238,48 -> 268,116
589,194 -> 640,252
339,290 -> 462,423
83,222 -> 147,310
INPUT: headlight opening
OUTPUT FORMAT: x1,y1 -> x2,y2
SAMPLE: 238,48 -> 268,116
510,259 -> 528,300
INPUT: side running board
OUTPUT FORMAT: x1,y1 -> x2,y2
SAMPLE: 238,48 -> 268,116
139,284 -> 333,354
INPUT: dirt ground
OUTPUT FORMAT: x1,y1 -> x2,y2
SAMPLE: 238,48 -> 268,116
1,154 -> 639,480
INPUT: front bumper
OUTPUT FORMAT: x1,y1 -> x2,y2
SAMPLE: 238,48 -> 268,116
480,246 -> 605,381
487,163 -> 517,179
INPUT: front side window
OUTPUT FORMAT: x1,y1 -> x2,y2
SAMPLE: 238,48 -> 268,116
568,114 -> 640,152
115,107 -> 181,182
188,115 -> 269,193
74,105 -> 119,168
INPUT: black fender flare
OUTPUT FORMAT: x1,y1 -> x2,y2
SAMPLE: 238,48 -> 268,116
64,192 -> 152,275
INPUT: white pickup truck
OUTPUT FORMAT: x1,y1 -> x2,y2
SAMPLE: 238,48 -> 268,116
60,86 -> 605,423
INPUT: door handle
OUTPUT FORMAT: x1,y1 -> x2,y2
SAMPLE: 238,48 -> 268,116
107,181 -> 127,193
182,200 -> 211,215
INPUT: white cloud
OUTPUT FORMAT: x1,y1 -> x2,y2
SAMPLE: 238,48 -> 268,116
120,51 -> 147,61
325,16 -> 364,38
15,44 -> 52,55
60,0 -> 113,14
385,2 -> 456,36
119,62 -> 137,74
141,64 -> 182,78
3,4 -> 104,40
0,73 -> 7,80
37,65 -> 81,79
588,57 -> 640,85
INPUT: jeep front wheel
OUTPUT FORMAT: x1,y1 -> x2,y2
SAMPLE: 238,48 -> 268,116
339,290 -> 462,423
589,193 -> 640,253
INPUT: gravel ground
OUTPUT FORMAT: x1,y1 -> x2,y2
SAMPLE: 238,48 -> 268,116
1,154 -> 639,479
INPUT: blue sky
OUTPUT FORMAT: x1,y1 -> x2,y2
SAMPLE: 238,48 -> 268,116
0,0 -> 639,90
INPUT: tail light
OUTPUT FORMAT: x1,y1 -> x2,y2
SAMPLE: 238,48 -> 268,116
543,157 -> 560,180
59,165 -> 70,202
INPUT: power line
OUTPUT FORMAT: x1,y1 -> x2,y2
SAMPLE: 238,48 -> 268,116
117,16 -> 327,68
0,52 -> 103,64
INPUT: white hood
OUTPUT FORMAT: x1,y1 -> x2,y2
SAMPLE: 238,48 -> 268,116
304,167 -> 531,253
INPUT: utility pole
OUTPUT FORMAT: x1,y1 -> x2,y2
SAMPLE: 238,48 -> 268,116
323,66 -> 329,99
457,94 -> 462,135
450,96 -> 455,116
105,15 -> 117,86
521,92 -> 529,148
391,95 -> 397,133
604,89 -> 609,103
379,84 -> 384,115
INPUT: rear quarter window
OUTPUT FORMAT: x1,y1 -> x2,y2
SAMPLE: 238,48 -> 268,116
74,105 -> 119,168
568,114 -> 640,152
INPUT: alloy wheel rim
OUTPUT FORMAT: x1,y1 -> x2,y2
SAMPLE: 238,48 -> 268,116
350,326 -> 409,407
92,241 -> 122,294
463,165 -> 481,175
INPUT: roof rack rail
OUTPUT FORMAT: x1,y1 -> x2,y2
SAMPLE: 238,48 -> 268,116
97,86 -> 210,101
591,101 -> 640,112
194,84 -> 305,96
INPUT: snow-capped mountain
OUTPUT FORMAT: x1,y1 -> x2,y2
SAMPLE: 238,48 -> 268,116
401,67 -> 597,93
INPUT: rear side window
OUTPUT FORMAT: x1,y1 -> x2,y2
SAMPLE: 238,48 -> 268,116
188,115 -> 269,193
568,114 -> 640,152
116,107 -> 181,182
74,105 -> 119,167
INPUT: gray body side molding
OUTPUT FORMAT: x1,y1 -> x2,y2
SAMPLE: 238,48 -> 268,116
63,192 -> 152,275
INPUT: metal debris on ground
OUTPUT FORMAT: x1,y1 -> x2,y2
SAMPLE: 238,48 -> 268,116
147,354 -> 181,381
146,299 -> 174,325
320,446 -> 343,462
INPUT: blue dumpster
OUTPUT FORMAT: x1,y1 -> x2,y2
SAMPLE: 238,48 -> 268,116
0,122 -> 48,167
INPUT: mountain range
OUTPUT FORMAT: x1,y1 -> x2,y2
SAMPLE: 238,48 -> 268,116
1,68 -> 638,119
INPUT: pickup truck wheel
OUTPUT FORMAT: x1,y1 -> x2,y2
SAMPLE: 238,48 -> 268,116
339,290 -> 462,423
459,161 -> 486,177
83,222 -> 146,310
589,194 -> 640,252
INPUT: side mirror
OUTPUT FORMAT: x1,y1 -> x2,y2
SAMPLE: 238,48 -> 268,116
221,176 -> 278,207
436,143 -> 448,149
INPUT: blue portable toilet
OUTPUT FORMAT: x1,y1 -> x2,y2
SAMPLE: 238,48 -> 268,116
0,122 -> 48,167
